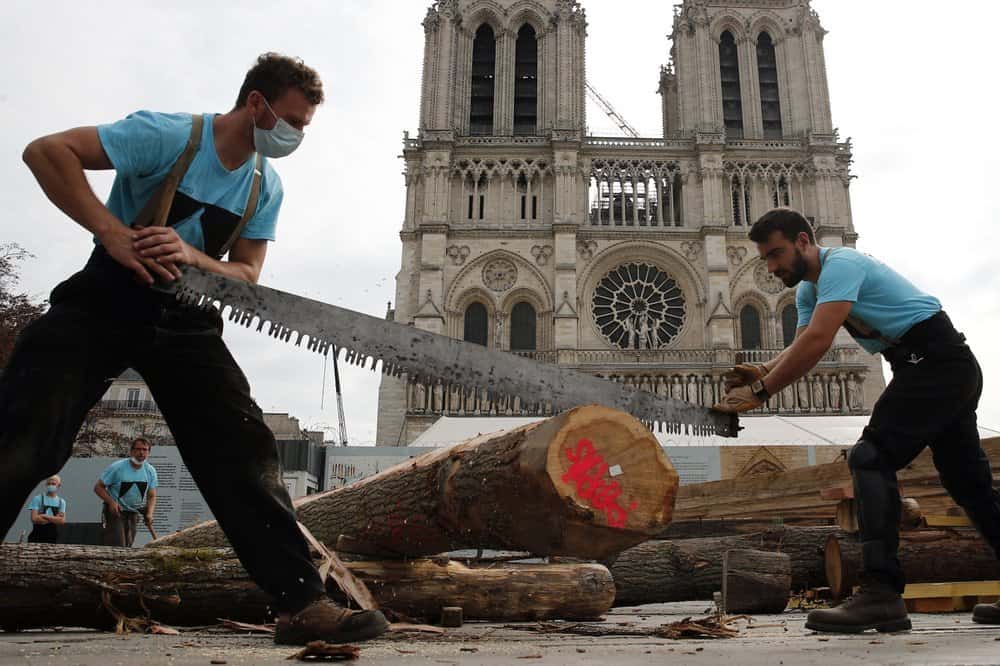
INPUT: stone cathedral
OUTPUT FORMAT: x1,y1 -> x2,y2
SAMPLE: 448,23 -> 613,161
376,0 -> 885,446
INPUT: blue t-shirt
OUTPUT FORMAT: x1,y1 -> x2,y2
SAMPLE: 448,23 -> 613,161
796,247 -> 941,354
100,459 -> 159,513
27,494 -> 66,516
97,111 -> 282,254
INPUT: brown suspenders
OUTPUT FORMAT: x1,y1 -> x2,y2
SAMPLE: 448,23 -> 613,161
131,113 -> 262,259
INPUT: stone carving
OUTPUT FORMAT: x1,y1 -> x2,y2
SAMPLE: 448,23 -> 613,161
531,245 -> 554,266
781,383 -> 796,411
829,376 -> 842,411
797,379 -> 810,411
811,376 -> 826,410
726,246 -> 747,266
577,239 -> 598,260
847,374 -> 863,411
482,258 -> 517,292
680,240 -> 703,260
446,245 -> 470,265
592,262 -> 686,350
754,260 -> 786,294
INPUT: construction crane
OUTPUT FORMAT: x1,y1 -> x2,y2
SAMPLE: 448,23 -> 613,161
331,346 -> 349,446
585,81 -> 640,138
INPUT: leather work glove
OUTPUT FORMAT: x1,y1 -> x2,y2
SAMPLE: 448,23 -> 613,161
722,363 -> 769,391
713,385 -> 763,413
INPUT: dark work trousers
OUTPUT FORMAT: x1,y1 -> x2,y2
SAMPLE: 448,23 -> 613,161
0,248 -> 325,612
850,311 -> 1000,593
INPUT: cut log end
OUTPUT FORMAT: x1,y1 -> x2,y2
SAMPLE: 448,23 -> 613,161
546,405 -> 679,537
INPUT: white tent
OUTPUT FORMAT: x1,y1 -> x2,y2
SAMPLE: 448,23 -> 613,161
411,414 -> 1000,449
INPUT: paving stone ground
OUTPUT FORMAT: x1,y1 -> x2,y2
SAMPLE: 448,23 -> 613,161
2,602 -> 999,665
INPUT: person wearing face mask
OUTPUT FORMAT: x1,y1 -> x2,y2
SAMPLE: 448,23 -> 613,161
94,437 -> 158,547
26,475 -> 67,544
2,53 -> 388,644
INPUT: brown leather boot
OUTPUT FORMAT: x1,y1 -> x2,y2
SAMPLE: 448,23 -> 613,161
274,597 -> 389,645
805,581 -> 911,634
972,601 -> 1000,624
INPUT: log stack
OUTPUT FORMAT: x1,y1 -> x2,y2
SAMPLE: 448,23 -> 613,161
153,405 -> 680,561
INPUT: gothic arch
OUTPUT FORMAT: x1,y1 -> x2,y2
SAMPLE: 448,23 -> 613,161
445,249 -> 552,315
709,15 -> 747,44
732,291 -> 772,348
747,10 -> 786,45
506,1 -> 550,35
580,241 -> 705,349
450,287 -> 497,341
464,1 -> 505,34
500,285 -> 550,314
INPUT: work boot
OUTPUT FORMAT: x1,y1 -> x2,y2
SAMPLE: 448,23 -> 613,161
274,597 -> 389,645
972,601 -> 1000,624
805,581 -> 911,634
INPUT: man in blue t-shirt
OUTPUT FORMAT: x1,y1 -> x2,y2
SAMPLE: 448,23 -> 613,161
26,475 -> 67,544
716,208 -> 998,632
0,53 -> 386,644
94,437 -> 158,547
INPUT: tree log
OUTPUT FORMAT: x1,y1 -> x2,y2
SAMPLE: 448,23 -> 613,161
825,529 -> 1000,600
722,549 -> 791,614
153,405 -> 679,561
607,526 -> 847,606
0,543 -> 615,630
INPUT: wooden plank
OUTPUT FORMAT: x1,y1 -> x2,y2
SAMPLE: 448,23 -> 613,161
923,514 -> 973,528
821,485 -> 853,501
902,581 -> 1000,599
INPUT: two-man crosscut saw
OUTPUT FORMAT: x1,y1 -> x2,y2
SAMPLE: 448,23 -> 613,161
166,266 -> 739,438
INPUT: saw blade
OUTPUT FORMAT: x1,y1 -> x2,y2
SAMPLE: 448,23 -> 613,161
168,266 -> 738,437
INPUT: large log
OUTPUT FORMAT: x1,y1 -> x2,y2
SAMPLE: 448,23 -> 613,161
722,549 -> 791,614
606,525 -> 846,606
674,437 -> 1000,522
153,405 -> 679,560
0,543 -> 615,630
825,529 -> 1000,600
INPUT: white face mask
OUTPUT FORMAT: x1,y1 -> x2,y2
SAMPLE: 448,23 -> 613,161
252,97 -> 304,158
46,485 -> 58,494
131,456 -> 143,466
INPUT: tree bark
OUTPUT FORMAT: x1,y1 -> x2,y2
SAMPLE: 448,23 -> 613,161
607,526 -> 846,606
722,549 -> 791,614
824,529 -> 1000,600
153,405 -> 679,561
0,543 -> 615,630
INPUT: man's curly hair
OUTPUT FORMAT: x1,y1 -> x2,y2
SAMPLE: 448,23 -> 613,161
235,52 -> 324,108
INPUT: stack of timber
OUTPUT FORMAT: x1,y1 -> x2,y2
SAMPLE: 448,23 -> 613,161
154,404 -> 680,561
0,544 -> 616,630
0,405 -> 667,630
673,437 -> 999,524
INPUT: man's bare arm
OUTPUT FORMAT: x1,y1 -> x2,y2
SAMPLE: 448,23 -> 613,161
29,509 -> 47,525
144,488 -> 157,520
134,233 -> 268,283
762,301 -> 853,395
22,127 -> 173,285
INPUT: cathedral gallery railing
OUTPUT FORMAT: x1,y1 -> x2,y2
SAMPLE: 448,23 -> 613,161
404,347 -> 867,418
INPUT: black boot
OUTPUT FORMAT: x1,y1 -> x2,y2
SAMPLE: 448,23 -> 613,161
972,601 -> 1000,625
805,581 -> 911,634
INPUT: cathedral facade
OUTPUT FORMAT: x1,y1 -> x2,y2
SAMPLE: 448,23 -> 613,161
376,0 -> 884,446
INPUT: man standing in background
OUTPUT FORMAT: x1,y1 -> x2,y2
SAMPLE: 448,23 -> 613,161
94,437 -> 157,546
26,475 -> 66,543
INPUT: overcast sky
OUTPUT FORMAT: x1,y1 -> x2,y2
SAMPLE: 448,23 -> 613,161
2,1 -> 997,443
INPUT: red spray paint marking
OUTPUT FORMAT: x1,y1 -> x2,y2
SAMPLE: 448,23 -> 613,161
561,438 -> 638,529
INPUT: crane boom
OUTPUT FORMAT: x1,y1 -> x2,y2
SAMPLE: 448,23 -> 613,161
585,81 -> 640,138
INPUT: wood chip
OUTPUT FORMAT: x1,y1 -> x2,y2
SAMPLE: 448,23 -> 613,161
389,622 -> 445,635
217,619 -> 276,634
286,641 -> 360,661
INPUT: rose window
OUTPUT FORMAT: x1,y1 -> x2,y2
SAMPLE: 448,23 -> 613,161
592,262 -> 686,349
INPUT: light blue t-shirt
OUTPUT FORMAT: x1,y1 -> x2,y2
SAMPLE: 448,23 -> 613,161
27,494 -> 66,516
796,247 -> 941,355
97,111 -> 282,255
100,459 -> 158,513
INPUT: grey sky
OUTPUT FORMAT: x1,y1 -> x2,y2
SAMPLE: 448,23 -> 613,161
2,1 -> 997,443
